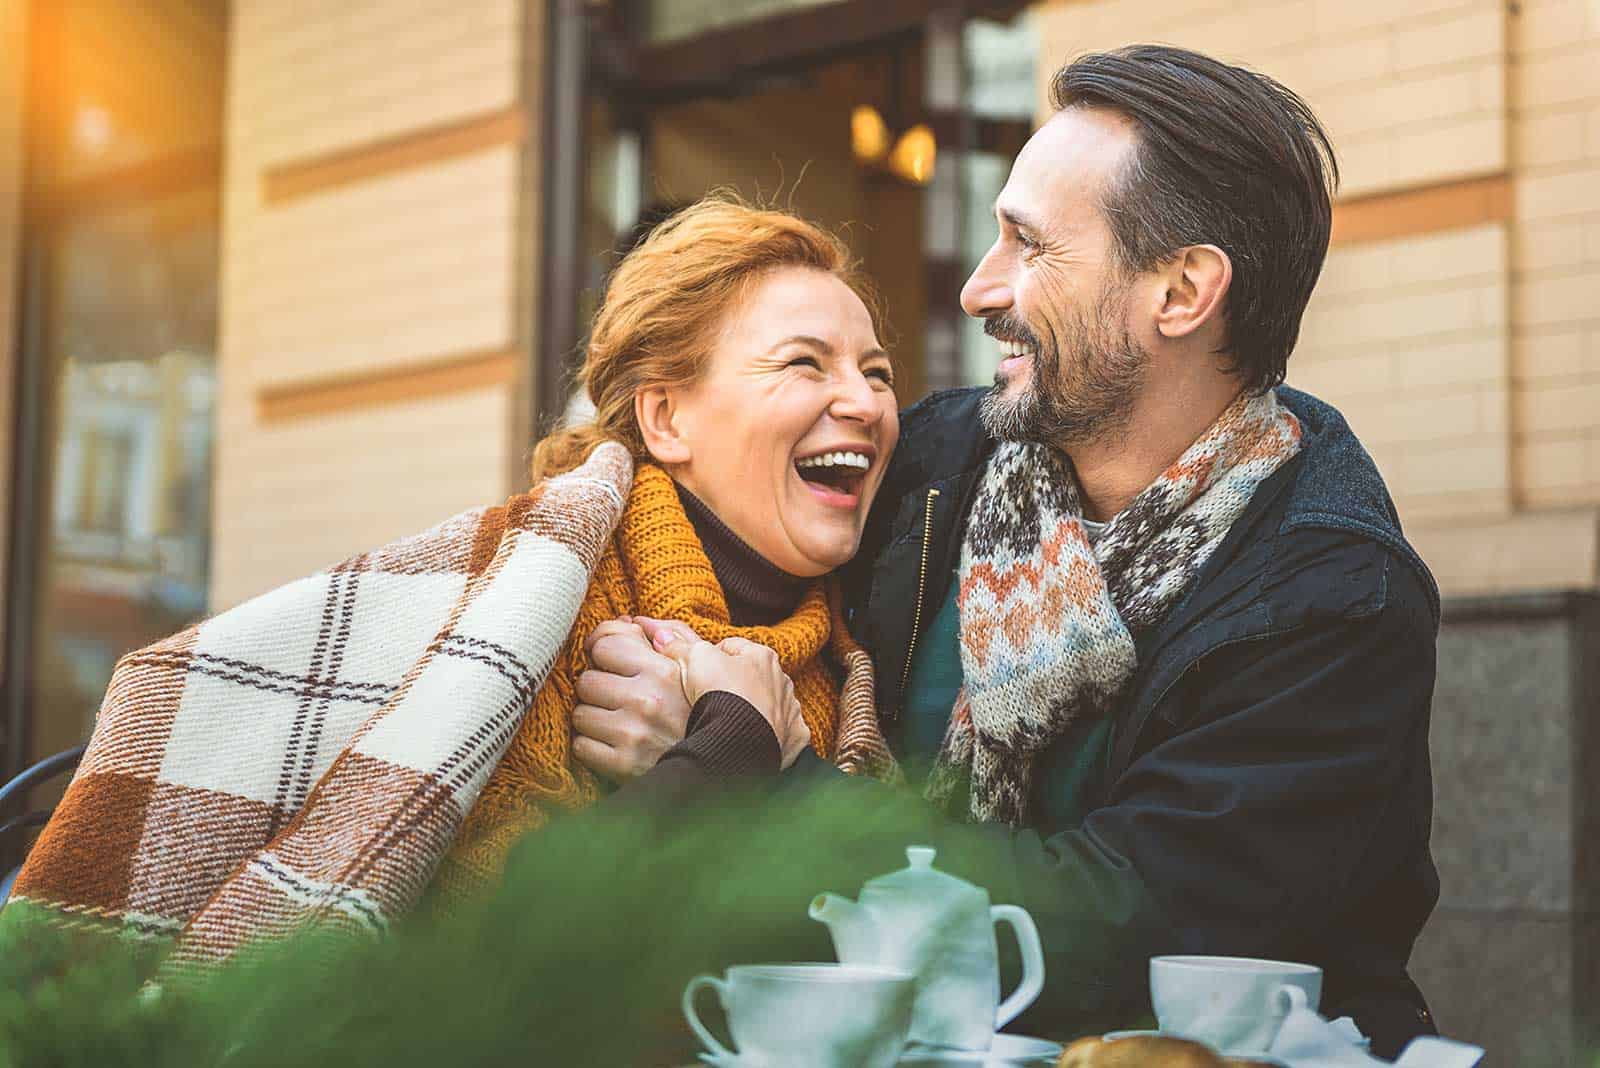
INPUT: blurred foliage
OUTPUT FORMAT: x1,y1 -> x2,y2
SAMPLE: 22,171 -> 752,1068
1,775 -> 1587,1066
0,776 -> 965,1066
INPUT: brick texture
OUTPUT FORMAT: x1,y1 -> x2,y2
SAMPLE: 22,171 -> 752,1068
241,148 -> 519,389
1508,0 -> 1600,510
1035,0 -> 1507,197
1291,223 -> 1513,521
234,0 -> 519,168
208,387 -> 511,608
212,0 -> 526,608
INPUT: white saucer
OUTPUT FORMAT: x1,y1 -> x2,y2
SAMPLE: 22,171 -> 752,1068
1102,1030 -> 1290,1065
899,1033 -> 1063,1065
695,1034 -> 1063,1068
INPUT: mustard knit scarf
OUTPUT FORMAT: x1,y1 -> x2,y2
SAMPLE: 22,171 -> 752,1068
438,463 -> 889,898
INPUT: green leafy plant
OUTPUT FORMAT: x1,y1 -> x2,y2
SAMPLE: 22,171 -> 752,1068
0,778 -> 952,1066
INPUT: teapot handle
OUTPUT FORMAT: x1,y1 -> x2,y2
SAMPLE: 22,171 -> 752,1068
991,904 -> 1045,1030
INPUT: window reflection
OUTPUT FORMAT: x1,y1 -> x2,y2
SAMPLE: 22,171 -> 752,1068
959,12 -> 1038,389
16,0 -> 224,764
32,199 -> 219,747
643,0 -> 838,44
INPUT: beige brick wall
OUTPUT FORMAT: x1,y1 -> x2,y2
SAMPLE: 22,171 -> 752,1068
1508,0 -> 1600,511
1034,0 -> 1507,197
242,0 -> 518,166
0,0 -> 23,656
212,0 -> 526,609
213,390 -> 512,591
242,148 -> 519,390
1292,224 -> 1512,521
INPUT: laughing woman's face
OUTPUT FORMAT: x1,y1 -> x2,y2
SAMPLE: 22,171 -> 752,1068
653,266 -> 900,577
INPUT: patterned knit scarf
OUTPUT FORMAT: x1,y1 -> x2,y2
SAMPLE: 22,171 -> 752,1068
930,390 -> 1304,825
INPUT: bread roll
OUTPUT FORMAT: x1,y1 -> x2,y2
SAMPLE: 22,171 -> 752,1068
1057,1035 -> 1226,1067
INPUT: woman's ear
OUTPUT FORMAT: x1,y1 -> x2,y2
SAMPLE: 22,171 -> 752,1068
635,387 -> 692,466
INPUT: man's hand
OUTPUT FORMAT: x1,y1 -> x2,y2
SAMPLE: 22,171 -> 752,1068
635,618 -> 811,770
570,618 -> 693,782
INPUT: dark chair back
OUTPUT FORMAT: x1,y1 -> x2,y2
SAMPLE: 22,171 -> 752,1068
0,744 -> 87,903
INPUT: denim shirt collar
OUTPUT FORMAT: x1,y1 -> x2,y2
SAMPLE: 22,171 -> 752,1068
1275,386 -> 1439,618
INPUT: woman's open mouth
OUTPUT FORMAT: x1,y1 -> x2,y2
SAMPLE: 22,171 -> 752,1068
794,449 -> 874,509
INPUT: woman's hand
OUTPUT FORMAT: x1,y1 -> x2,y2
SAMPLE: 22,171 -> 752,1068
635,618 -> 811,770
571,618 -> 692,781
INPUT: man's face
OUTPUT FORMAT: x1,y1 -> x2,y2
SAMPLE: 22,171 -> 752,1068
960,107 -> 1148,448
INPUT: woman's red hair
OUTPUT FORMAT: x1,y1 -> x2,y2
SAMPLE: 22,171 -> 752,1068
530,195 -> 882,481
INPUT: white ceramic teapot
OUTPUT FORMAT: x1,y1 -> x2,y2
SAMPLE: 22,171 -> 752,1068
809,845 -> 1045,1050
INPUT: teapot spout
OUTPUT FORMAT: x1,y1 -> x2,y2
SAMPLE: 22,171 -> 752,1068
809,892 -> 878,963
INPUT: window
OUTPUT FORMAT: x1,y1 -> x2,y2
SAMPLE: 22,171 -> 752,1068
642,0 -> 838,43
7,0 -> 225,773
958,11 -> 1038,388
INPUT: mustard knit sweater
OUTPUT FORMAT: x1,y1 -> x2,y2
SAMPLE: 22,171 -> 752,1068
435,463 -> 865,899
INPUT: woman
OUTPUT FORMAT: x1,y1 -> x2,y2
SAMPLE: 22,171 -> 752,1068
433,197 -> 901,898
11,196 -> 899,962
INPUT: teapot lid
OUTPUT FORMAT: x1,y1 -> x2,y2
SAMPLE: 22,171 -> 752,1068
861,846 -> 978,901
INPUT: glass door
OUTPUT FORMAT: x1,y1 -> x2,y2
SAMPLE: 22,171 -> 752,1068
566,1 -> 1038,406
6,0 -> 226,792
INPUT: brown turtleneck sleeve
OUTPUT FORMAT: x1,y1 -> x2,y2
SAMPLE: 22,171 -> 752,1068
611,485 -> 815,798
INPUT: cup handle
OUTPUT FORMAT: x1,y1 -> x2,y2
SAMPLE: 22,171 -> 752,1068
1277,983 -> 1310,1014
1264,983 -> 1314,1052
991,904 -> 1046,1030
682,974 -> 735,1060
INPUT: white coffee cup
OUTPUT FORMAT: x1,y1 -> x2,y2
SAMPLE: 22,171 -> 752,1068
682,963 -> 916,1067
1150,955 -> 1323,1055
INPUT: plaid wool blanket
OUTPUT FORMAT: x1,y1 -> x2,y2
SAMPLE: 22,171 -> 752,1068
8,444 -> 634,973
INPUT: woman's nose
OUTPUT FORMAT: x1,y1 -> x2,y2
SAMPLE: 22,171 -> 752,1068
961,243 -> 1013,319
829,370 -> 884,425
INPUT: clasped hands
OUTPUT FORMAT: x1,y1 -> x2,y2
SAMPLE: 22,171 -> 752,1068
571,616 -> 810,781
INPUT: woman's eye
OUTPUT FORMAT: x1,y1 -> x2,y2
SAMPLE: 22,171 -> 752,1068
867,367 -> 895,386
787,355 -> 823,371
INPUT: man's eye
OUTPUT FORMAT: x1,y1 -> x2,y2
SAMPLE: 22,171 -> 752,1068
1017,233 -> 1041,254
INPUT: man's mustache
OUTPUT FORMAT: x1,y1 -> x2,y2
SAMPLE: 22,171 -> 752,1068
982,313 -> 1043,352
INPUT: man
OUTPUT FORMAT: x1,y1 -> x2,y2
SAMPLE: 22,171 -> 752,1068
579,45 -> 1439,1056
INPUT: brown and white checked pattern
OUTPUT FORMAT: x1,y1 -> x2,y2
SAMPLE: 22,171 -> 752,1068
9,444 -> 634,970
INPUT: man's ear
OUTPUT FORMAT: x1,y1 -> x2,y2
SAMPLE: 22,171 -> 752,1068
1155,244 -> 1231,340
635,387 -> 692,466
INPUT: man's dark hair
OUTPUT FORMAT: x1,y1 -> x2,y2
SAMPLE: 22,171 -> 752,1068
1051,45 -> 1338,393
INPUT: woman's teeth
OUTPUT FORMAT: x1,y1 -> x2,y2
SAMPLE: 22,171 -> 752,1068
795,451 -> 872,471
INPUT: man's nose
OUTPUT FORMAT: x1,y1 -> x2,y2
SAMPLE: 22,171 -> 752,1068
961,244 -> 1013,320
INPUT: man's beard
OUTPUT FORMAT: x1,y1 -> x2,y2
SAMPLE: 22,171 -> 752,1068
977,285 -> 1145,448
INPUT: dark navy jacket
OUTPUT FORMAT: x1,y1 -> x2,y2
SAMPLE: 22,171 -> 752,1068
839,386 -> 1442,1056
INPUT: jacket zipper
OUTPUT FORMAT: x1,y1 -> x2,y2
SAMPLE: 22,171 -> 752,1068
897,487 -> 942,700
